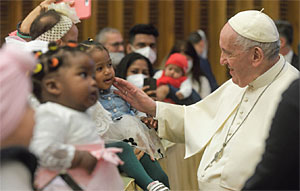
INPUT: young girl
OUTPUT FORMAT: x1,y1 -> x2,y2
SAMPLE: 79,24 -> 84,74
81,39 -> 169,190
29,42 -> 123,190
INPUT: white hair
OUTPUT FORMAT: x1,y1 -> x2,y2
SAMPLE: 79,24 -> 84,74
234,34 -> 280,61
95,27 -> 121,44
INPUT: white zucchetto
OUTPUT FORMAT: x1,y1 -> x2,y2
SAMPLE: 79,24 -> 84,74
228,9 -> 279,43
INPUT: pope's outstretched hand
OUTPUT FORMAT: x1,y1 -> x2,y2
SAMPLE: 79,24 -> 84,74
113,77 -> 156,117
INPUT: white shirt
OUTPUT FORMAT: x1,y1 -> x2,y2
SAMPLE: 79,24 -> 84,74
283,50 -> 294,64
155,55 -> 299,190
188,74 -> 212,98
30,102 -> 102,170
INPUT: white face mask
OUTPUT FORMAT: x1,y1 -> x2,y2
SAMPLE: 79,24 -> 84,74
126,74 -> 147,88
187,60 -> 193,73
132,46 -> 157,64
109,52 -> 125,67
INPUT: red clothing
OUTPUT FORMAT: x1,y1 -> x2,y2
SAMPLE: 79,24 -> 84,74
156,71 -> 187,88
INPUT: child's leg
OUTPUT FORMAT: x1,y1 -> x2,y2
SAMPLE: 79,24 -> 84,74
140,153 -> 170,187
105,142 -> 153,190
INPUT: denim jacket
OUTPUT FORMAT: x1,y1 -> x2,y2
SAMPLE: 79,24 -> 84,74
98,86 -> 135,121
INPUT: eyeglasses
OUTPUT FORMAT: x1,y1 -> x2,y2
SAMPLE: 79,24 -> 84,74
110,42 -> 124,47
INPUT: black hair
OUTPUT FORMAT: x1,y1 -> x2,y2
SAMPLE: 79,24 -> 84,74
32,41 -> 88,102
115,52 -> 154,79
80,38 -> 109,54
275,20 -> 293,46
188,31 -> 202,44
169,40 -> 204,84
30,10 -> 61,40
129,24 -> 159,44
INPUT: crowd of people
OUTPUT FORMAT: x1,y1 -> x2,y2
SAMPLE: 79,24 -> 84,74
1,0 -> 299,190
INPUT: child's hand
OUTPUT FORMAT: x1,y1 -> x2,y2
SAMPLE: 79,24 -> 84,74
72,150 -> 97,174
176,91 -> 184,100
141,116 -> 158,129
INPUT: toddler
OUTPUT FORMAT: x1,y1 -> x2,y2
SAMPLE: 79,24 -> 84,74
156,53 -> 199,104
29,42 -> 123,189
81,39 -> 169,191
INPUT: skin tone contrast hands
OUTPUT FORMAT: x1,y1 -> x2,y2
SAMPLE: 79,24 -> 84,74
113,77 -> 157,117
113,77 -> 158,161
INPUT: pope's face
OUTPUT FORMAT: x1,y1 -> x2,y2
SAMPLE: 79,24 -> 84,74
219,23 -> 254,87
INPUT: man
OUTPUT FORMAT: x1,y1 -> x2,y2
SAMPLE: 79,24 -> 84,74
275,20 -> 299,70
188,31 -> 219,91
126,24 -> 159,64
95,27 -> 125,67
113,10 -> 299,190
96,27 -> 124,53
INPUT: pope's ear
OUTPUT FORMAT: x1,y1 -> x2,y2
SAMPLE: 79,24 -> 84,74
279,36 -> 286,48
252,47 -> 264,67
43,78 -> 62,95
126,44 -> 133,54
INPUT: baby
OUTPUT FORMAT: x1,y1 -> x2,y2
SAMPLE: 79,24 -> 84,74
29,42 -> 123,189
156,53 -> 194,103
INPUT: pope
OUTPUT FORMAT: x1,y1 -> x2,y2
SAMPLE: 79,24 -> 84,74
113,10 -> 299,190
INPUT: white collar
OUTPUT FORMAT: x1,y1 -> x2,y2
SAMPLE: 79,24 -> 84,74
283,50 -> 294,64
248,55 -> 285,89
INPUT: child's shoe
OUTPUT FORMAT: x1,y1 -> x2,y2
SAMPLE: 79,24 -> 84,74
147,181 -> 169,191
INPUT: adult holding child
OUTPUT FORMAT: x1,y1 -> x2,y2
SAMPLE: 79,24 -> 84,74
113,9 -> 299,190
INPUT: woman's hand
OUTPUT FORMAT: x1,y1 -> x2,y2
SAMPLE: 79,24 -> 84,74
141,85 -> 157,100
134,148 -> 144,160
134,148 -> 155,161
176,91 -> 184,100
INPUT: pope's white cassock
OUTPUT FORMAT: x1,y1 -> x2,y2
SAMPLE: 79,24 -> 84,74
156,55 -> 299,190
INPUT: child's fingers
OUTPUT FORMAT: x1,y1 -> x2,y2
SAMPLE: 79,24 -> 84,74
150,155 -> 155,161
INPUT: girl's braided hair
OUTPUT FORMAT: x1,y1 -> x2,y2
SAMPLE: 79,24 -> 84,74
80,38 -> 109,54
32,41 -> 87,102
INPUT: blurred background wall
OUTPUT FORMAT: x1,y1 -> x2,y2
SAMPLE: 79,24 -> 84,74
1,0 -> 299,85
